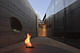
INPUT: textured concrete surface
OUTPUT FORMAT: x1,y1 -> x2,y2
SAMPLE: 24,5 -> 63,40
0,37 -> 80,53
0,0 -> 37,48
46,0 -> 80,38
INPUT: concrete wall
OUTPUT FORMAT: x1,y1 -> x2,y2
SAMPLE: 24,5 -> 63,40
0,0 -> 37,48
46,0 -> 80,38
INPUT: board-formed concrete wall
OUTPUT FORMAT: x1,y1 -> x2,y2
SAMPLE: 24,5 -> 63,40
46,0 -> 80,38
0,0 -> 37,48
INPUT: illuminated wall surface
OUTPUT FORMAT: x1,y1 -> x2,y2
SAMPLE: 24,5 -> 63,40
46,0 -> 80,38
0,0 -> 37,48
38,24 -> 46,37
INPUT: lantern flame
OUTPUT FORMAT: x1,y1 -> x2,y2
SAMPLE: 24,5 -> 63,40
25,33 -> 32,47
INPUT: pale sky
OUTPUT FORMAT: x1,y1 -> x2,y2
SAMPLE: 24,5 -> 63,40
28,0 -> 51,20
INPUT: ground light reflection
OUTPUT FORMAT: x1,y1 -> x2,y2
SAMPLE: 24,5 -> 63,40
25,48 -> 33,53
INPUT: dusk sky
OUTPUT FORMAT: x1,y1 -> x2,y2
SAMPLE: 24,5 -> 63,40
28,0 -> 51,20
